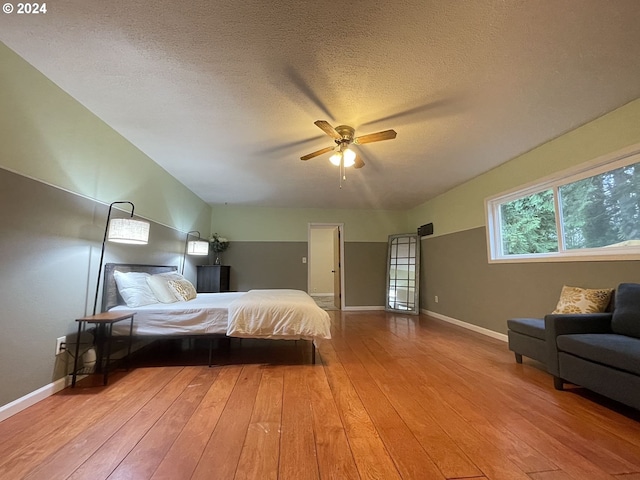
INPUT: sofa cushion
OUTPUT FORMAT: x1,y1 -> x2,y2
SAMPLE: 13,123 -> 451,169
611,283 -> 640,339
557,333 -> 640,376
507,318 -> 545,340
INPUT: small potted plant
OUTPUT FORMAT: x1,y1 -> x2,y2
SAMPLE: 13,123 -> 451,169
209,233 -> 230,265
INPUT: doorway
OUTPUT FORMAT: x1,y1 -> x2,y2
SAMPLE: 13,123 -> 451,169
308,223 -> 344,310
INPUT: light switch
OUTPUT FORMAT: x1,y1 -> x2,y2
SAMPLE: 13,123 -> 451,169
302,257 -> 307,264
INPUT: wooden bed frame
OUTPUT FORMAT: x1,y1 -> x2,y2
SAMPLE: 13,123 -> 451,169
101,263 -> 317,364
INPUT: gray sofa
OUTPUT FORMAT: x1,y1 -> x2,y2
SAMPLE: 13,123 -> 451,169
545,283 -> 640,410
507,317 -> 547,367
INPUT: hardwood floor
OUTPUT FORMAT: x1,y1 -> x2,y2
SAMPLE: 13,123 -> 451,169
1,311 -> 639,479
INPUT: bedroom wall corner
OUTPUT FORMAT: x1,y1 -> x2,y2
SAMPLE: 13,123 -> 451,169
0,168 -> 195,409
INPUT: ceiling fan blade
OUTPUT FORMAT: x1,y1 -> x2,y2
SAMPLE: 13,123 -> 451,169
300,145 -> 334,161
353,129 -> 397,145
314,120 -> 342,141
354,154 -> 365,169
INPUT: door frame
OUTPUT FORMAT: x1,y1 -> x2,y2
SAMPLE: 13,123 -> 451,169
307,223 -> 345,310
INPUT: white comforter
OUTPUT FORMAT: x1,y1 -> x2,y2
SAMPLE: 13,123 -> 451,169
227,289 -> 331,340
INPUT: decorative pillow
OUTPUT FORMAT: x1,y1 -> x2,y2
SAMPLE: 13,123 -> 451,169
611,283 -> 640,338
147,272 -> 183,303
113,271 -> 159,307
552,285 -> 613,314
168,278 -> 197,301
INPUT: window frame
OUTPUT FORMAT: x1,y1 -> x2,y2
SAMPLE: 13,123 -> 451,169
485,143 -> 640,263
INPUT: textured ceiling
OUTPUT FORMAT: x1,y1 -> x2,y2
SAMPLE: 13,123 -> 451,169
2,1 -> 640,209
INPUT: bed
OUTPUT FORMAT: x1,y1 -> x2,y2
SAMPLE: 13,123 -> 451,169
100,263 -> 331,364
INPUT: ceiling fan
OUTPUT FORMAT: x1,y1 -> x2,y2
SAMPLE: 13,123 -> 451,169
300,120 -> 397,170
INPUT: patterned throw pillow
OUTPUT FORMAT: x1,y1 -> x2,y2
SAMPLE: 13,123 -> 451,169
168,279 -> 197,301
552,285 -> 613,314
147,272 -> 183,303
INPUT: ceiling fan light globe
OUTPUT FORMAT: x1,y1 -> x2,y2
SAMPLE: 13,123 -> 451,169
343,148 -> 356,167
329,152 -> 342,166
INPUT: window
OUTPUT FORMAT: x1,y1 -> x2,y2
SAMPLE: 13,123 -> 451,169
486,148 -> 640,262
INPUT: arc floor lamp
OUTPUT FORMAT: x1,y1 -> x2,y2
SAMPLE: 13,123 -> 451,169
181,230 -> 209,274
92,201 -> 150,315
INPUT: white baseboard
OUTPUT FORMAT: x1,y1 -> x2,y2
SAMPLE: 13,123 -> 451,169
423,309 -> 508,342
0,376 -> 71,423
342,306 -> 385,311
310,293 -> 334,297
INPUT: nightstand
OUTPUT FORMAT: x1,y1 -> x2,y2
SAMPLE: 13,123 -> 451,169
197,265 -> 230,293
72,312 -> 135,387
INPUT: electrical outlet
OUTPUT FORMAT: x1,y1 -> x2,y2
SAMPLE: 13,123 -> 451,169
302,257 -> 307,264
56,336 -> 66,355
434,295 -> 439,303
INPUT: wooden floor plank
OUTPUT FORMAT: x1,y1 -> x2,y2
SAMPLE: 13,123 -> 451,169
305,354 -> 360,480
107,367 -> 218,480
397,352 -> 559,475
411,334 -> 639,478
398,338 -> 621,480
234,367 -> 283,480
409,326 -> 640,475
330,341 -> 448,479
151,366 -> 242,480
278,366 -> 320,480
0,311 -> 638,480
190,364 -> 262,480
0,368 -> 176,479
68,367 -> 200,480
319,343 -> 403,480
344,335 -> 483,479
23,367 -> 179,480
528,471 -> 575,480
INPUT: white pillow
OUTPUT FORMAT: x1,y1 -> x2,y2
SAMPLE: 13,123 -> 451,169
113,271 -> 159,307
146,272 -> 184,303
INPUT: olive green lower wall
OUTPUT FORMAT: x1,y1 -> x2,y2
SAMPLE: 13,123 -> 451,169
344,242 -> 387,307
222,242 -> 309,292
421,227 -> 640,334
222,241 -> 387,307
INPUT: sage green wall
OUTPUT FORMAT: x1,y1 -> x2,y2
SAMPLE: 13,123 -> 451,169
421,227 -> 640,334
210,205 -> 408,242
0,42 -> 211,234
407,98 -> 640,236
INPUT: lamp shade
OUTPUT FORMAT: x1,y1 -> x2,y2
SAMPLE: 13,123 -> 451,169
107,218 -> 150,244
187,240 -> 209,255
343,148 -> 356,167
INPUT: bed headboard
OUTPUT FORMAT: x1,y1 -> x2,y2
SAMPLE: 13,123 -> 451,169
102,263 -> 178,311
